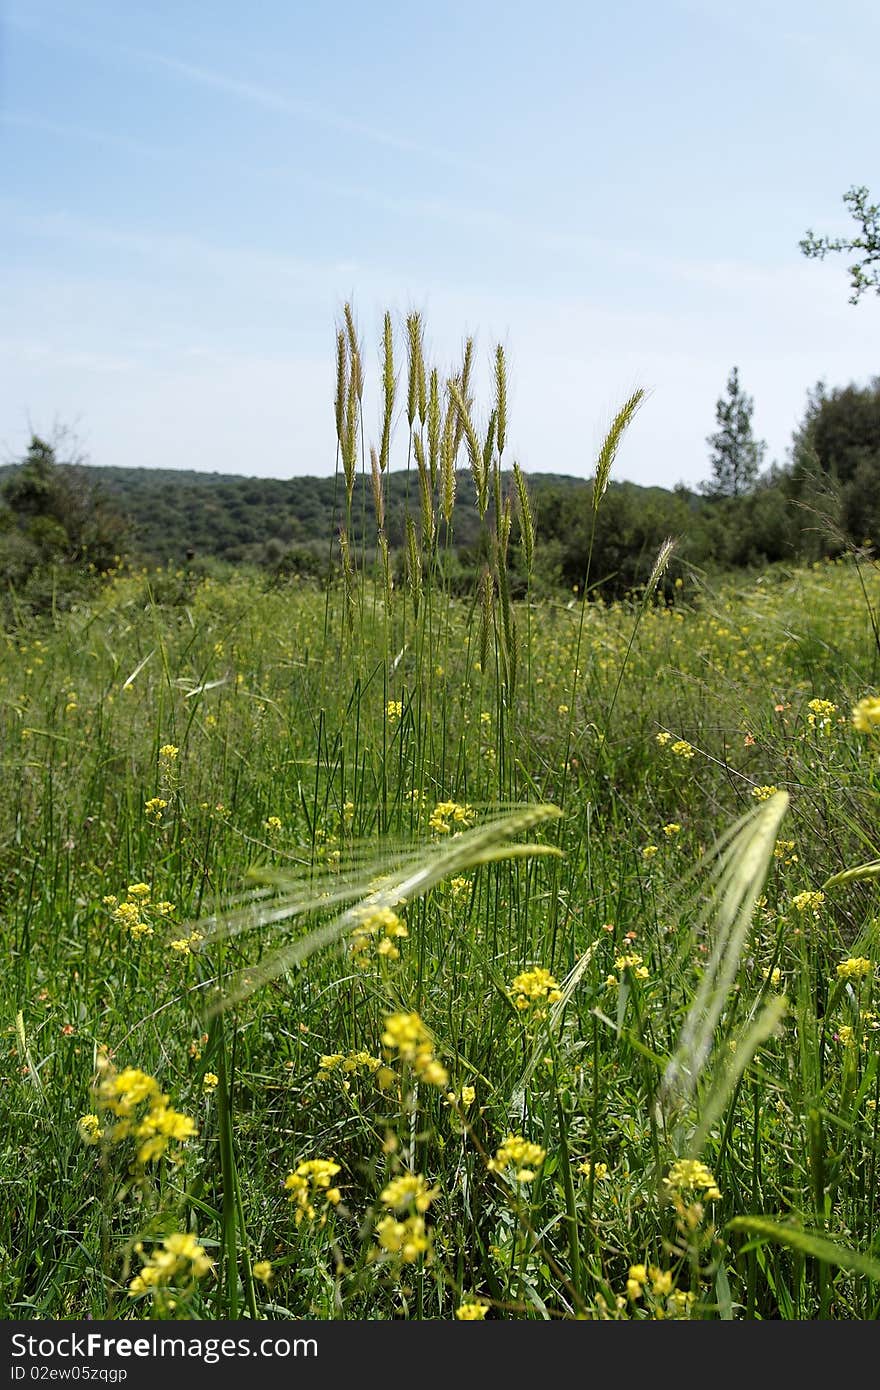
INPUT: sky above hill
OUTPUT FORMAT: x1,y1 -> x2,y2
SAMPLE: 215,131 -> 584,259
2,0 -> 878,489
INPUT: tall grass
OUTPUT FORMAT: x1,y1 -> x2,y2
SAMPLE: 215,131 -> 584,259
0,308 -> 879,1319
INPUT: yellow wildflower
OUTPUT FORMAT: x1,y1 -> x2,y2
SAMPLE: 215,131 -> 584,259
792,890 -> 825,917
852,695 -> 880,733
509,967 -> 562,1011
837,956 -> 873,981
664,1158 -> 721,1201
381,1011 -> 448,1088
129,1233 -> 213,1301
670,740 -> 695,759
375,1214 -> 431,1263
77,1113 -> 103,1144
428,800 -> 475,834
456,1300 -> 488,1320
488,1134 -> 546,1183
284,1158 -> 342,1225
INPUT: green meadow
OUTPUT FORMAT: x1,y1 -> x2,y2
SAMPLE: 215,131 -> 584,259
1,317 -> 879,1321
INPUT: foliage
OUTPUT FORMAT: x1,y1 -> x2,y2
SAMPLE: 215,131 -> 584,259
790,378 -> 880,549
800,185 -> 880,304
1,305 -> 879,1321
701,367 -> 765,500
0,434 -> 128,617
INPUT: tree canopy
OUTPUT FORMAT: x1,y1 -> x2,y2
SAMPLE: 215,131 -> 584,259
800,185 -> 880,304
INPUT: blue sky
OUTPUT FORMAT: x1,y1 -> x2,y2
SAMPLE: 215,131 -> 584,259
1,0 -> 878,488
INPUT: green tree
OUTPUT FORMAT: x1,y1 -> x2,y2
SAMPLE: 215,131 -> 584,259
0,433 -> 129,613
790,378 -> 880,547
701,367 -> 765,499
800,185 -> 880,304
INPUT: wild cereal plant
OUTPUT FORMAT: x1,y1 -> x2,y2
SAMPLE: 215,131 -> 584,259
2,303 -> 880,1319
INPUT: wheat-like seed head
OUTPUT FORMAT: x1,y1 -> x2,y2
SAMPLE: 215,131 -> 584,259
593,389 -> 645,513
338,526 -> 356,633
344,373 -> 359,504
453,338 -> 475,459
416,437 -> 436,551
380,311 -> 395,473
370,445 -> 384,531
513,462 -> 535,575
406,312 -> 426,428
500,493 -> 512,557
495,344 -> 507,457
427,368 -> 441,487
478,565 -> 493,671
645,536 -> 676,595
405,515 -> 422,615
334,329 -> 347,449
379,533 -> 393,609
440,385 -> 457,525
448,379 -> 488,518
483,409 -> 497,487
344,303 -> 363,402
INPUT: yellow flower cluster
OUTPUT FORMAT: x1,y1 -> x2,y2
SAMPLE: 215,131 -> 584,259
386,700 -> 403,720
380,1172 -> 439,1214
169,930 -> 204,956
837,957 -> 874,980
105,885 -> 176,940
791,890 -> 825,917
373,1170 -> 438,1264
129,1232 -> 213,1300
607,951 -> 649,986
94,1060 -> 197,1164
456,1299 -> 488,1319
625,1264 -> 694,1317
578,1160 -> 609,1181
751,784 -> 779,801
350,904 -> 408,965
158,743 -> 179,760
448,875 -> 473,905
670,740 -> 695,759
317,1050 -> 383,1079
662,823 -> 681,837
773,839 -> 798,865
374,1213 -> 431,1263
77,1113 -> 103,1144
663,1158 -> 721,1201
144,796 -> 168,823
488,1134 -> 546,1183
428,800 -> 475,834
642,844 -> 659,859
626,1264 -> 674,1299
381,1012 -> 448,1088
852,695 -> 880,733
264,815 -> 283,832
284,1158 -> 342,1226
806,698 -> 837,734
509,967 -> 562,1012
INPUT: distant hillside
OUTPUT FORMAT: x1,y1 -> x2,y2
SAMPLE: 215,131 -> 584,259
0,460 -> 686,570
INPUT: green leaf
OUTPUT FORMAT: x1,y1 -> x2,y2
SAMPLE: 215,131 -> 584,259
727,1217 -> 880,1281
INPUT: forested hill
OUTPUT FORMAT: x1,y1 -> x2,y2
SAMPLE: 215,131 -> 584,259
0,461 -> 680,570
0,449 -> 859,600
